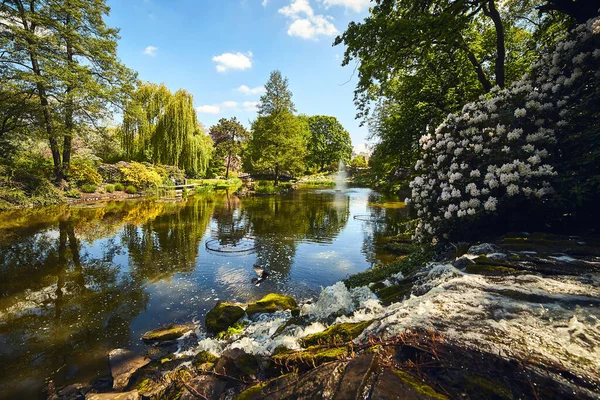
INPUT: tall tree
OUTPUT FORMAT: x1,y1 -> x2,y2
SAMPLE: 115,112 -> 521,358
257,70 -> 296,116
304,115 -> 353,171
0,0 -> 136,183
209,117 -> 249,179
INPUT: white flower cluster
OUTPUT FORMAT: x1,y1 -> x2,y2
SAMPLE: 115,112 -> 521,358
409,17 -> 600,244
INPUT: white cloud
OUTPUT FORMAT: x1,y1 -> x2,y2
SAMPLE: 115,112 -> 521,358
278,0 -> 338,40
212,52 -> 253,73
196,105 -> 221,114
143,45 -> 158,56
321,0 -> 370,12
242,101 -> 259,111
237,85 -> 266,95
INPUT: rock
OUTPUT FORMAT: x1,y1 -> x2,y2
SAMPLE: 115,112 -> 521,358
452,256 -> 475,269
108,349 -> 150,391
260,361 -> 346,399
246,293 -> 299,317
213,348 -> 259,380
487,252 -> 508,260
205,302 -> 245,334
141,323 -> 195,342
372,370 -> 447,400
133,378 -> 164,399
180,376 -> 227,400
302,320 -> 372,346
85,391 -> 139,400
335,354 -> 377,400
271,345 -> 349,370
56,384 -> 90,399
467,243 -> 500,255
192,351 -> 219,369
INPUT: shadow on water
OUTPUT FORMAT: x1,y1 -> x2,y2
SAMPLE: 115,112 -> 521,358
0,187 -> 407,398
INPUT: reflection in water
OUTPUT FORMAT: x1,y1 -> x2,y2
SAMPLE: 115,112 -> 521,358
0,188 -> 405,399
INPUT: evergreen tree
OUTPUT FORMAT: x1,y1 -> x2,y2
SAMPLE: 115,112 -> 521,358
257,70 -> 296,116
209,117 -> 249,179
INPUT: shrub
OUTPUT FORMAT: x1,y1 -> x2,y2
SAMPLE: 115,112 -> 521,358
65,189 -> 81,198
105,184 -> 115,193
120,162 -> 162,189
125,185 -> 137,194
80,184 -> 97,193
114,182 -> 124,191
97,164 -> 123,183
69,159 -> 103,186
408,17 -> 600,244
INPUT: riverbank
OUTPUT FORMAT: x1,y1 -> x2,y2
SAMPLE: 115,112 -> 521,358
52,231 -> 600,399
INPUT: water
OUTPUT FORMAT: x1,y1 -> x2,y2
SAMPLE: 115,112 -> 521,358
0,187 -> 407,399
334,160 -> 348,191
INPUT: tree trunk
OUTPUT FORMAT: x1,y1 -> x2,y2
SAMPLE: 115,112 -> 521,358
460,38 -> 493,92
63,13 -> 74,178
485,0 -> 506,88
274,164 -> 279,186
225,151 -> 232,180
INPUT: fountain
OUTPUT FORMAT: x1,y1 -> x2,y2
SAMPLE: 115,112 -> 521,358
334,160 -> 347,191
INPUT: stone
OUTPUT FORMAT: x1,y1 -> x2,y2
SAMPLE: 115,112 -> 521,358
487,253 -> 508,260
108,349 -> 150,391
302,320 -> 372,346
85,391 -> 139,400
372,370 -> 447,400
467,243 -> 501,255
213,348 -> 259,380
180,376 -> 226,400
205,302 -> 245,334
246,293 -> 299,317
262,361 -> 347,399
452,256 -> 475,269
335,354 -> 377,400
141,323 -> 195,342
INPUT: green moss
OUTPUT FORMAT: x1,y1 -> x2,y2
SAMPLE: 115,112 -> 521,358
246,293 -> 299,316
135,378 -> 160,395
142,323 -> 194,342
205,302 -> 245,334
375,280 -> 415,305
392,370 -> 448,400
465,375 -> 513,399
193,351 -> 219,368
272,345 -> 349,366
216,321 -> 249,339
465,264 -> 525,276
302,321 -> 372,346
235,382 -> 267,400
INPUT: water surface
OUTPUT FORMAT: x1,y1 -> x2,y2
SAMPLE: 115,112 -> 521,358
0,187 -> 406,398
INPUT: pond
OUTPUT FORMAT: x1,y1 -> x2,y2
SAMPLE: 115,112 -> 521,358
0,187 -> 407,399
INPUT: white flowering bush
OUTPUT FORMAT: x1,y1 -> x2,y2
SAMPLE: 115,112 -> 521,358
408,17 -> 600,243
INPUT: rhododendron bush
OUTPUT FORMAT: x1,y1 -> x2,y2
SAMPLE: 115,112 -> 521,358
408,17 -> 600,243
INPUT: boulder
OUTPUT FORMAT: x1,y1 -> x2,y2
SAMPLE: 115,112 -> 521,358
452,255 -> 476,269
372,370 -> 447,400
108,349 -> 150,391
180,375 -> 226,400
335,354 -> 378,400
141,323 -> 195,342
246,293 -> 299,317
85,391 -> 139,400
205,302 -> 245,334
467,243 -> 501,255
302,320 -> 372,346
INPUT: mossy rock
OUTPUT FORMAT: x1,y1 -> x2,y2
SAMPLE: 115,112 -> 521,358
246,293 -> 299,317
134,378 -> 163,397
392,370 -> 448,400
192,351 -> 218,369
465,264 -> 525,276
302,321 -> 372,346
273,316 -> 307,337
235,382 -> 267,400
216,321 -> 249,339
272,345 -> 349,367
205,302 -> 245,334
141,323 -> 194,342
375,279 -> 415,305
465,375 -> 513,400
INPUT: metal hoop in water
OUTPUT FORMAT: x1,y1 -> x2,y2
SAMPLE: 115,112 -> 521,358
205,237 -> 256,254
353,214 -> 387,223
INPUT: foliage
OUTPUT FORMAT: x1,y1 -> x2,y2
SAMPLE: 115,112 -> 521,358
80,184 -> 97,194
122,83 -> 212,177
304,115 -> 352,171
64,189 -> 81,199
105,184 -> 115,193
350,155 -> 368,169
209,117 -> 249,179
120,162 -> 162,189
125,185 -> 137,194
98,163 -> 123,183
408,18 -> 600,243
69,159 -> 103,186
114,183 -> 124,191
258,70 -> 296,116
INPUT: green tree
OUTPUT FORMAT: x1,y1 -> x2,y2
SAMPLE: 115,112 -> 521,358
0,0 -> 136,183
304,115 -> 352,171
209,117 -> 249,179
258,70 -> 296,116
246,112 -> 307,185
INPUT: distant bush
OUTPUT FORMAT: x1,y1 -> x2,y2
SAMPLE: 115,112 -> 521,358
114,182 -> 124,191
97,164 -> 123,183
69,159 -> 103,186
80,184 -> 97,193
120,162 -> 162,189
105,184 -> 115,193
65,189 -> 81,198
125,185 -> 137,194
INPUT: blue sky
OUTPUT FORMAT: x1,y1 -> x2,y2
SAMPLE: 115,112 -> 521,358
106,0 -> 372,153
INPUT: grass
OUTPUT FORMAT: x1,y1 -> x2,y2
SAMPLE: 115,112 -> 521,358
189,178 -> 242,190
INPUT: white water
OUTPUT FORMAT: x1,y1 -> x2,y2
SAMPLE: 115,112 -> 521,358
334,160 -> 347,191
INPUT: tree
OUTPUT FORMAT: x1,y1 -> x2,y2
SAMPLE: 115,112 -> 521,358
0,0 -> 136,183
209,117 -> 249,179
258,70 -> 296,116
246,111 -> 307,185
304,115 -> 353,171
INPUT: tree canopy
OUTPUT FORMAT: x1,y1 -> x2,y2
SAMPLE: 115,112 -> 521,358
304,115 -> 353,171
258,70 -> 296,116
209,117 -> 249,179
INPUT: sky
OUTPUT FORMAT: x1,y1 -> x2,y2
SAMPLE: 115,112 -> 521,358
106,0 -> 373,154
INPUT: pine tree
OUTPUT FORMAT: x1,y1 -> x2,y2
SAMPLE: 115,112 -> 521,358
209,117 -> 249,179
257,70 -> 296,116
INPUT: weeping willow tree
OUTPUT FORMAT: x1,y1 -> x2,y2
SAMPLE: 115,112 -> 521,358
121,84 -> 212,177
